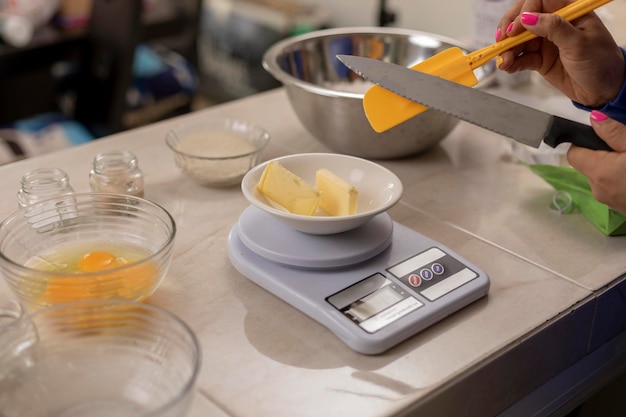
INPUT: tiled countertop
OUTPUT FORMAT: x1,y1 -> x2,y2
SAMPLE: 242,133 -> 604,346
0,82 -> 625,416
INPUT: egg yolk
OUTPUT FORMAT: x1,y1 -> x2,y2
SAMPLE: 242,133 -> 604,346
40,250 -> 158,306
78,251 -> 129,272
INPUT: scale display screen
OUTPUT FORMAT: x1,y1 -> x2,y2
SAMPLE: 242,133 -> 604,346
327,274 -> 423,333
326,247 -> 480,334
350,285 -> 404,321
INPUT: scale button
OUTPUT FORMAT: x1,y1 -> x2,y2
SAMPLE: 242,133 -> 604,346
408,274 -> 422,287
432,263 -> 445,275
420,269 -> 433,281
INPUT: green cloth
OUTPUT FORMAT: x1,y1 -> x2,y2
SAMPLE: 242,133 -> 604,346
528,164 -> 626,236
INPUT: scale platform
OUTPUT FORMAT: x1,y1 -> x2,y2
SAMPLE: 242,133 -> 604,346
228,206 -> 490,355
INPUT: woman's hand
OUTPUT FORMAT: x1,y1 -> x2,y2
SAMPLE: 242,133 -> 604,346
568,111 -> 626,214
496,0 -> 624,108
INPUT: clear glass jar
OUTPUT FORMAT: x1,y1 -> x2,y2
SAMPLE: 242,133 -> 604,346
17,168 -> 75,208
89,150 -> 144,197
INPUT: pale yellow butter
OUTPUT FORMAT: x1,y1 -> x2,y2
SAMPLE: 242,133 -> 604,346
256,161 -> 321,215
315,169 -> 358,216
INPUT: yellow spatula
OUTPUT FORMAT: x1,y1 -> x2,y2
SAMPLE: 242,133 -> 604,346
363,0 -> 613,133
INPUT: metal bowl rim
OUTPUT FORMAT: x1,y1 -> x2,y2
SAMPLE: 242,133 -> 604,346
262,26 -> 485,99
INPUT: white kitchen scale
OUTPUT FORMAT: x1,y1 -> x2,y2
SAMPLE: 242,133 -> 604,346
227,206 -> 490,355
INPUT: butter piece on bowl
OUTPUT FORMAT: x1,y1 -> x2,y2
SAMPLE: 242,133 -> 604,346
316,169 -> 358,216
256,161 -> 321,215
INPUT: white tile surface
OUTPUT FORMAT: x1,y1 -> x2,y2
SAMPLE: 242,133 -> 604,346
0,88 -> 623,417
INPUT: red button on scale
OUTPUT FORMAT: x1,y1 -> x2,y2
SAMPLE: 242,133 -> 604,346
408,274 -> 422,287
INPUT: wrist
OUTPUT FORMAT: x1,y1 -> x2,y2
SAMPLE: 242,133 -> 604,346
573,48 -> 626,125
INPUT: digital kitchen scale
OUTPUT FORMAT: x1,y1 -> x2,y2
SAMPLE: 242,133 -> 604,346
227,206 -> 490,355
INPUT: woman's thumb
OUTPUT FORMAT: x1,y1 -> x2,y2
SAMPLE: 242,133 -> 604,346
590,111 -> 626,152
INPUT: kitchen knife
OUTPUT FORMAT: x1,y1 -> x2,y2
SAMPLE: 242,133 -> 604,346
336,54 -> 612,152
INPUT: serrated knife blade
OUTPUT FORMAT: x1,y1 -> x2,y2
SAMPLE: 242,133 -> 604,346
336,54 -> 612,151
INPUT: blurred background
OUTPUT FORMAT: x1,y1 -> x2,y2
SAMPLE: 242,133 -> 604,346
0,0 -> 623,162
0,0 -> 473,164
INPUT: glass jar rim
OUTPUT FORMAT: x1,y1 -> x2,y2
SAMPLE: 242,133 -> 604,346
92,150 -> 140,173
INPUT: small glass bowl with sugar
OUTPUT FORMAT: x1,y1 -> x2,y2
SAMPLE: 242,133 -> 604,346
165,119 -> 270,187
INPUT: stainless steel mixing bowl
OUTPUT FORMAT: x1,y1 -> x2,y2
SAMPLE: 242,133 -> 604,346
263,27 -> 495,159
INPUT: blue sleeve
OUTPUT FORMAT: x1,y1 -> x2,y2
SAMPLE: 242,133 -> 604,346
573,47 -> 626,125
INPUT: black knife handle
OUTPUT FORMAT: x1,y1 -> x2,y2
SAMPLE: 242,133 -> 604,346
545,115 -> 613,151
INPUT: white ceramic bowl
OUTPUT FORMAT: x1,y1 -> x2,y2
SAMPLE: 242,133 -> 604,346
241,153 -> 403,235
166,118 -> 270,187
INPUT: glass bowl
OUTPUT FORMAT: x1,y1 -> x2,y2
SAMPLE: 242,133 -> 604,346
0,299 -> 200,417
0,193 -> 176,310
241,153 -> 403,235
165,118 -> 270,187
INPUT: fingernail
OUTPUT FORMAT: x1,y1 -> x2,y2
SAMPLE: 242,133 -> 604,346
495,27 -> 502,41
591,110 -> 609,122
505,22 -> 514,34
521,12 -> 538,25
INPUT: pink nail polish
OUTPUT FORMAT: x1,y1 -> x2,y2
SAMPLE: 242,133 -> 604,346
591,110 -> 609,122
495,27 -> 502,41
521,12 -> 538,25
505,22 -> 514,34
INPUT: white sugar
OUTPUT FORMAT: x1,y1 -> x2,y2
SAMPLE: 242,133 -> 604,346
176,131 -> 256,158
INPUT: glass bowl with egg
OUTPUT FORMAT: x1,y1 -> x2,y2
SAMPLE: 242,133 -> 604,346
165,118 -> 270,187
241,153 -> 404,235
0,193 -> 176,310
